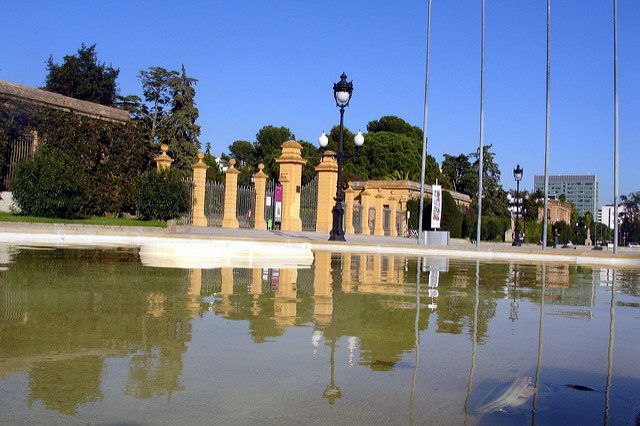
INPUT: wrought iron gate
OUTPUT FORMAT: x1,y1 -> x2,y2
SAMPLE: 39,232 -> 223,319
353,204 -> 362,234
205,181 -> 225,226
265,180 -> 275,228
2,134 -> 33,191
236,185 -> 255,228
300,176 -> 318,231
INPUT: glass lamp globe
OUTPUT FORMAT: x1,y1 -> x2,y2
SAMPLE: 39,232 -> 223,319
318,131 -> 329,148
354,130 -> 364,147
336,91 -> 350,104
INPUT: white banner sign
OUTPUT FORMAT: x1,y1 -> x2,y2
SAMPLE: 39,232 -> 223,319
431,185 -> 442,229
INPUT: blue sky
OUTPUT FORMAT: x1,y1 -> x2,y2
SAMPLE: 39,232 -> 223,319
1,0 -> 638,204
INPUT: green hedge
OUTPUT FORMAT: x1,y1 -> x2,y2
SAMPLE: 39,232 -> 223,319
137,168 -> 190,220
406,191 -> 462,238
12,150 -> 88,218
1,96 -> 146,216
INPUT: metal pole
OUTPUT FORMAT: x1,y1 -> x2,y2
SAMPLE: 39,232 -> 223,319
329,107 -> 346,241
476,0 -> 485,247
418,0 -> 433,244
515,180 -> 521,245
613,0 -> 619,254
542,0 -> 551,249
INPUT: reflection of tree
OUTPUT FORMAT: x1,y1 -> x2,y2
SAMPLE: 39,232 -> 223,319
331,293 -> 428,371
28,356 -> 103,415
1,248 -> 196,412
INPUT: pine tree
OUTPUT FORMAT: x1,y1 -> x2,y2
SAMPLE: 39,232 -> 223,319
166,65 -> 201,176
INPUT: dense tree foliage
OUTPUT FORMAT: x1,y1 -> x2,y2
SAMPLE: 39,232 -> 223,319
367,115 -> 423,141
139,67 -> 178,145
253,125 -> 295,180
44,44 -> 119,106
4,98 -> 144,216
620,191 -> 640,244
136,168 -> 190,220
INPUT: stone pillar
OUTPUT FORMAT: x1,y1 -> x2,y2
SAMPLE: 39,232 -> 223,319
219,267 -> 234,317
221,159 -> 240,229
154,144 -> 174,170
253,163 -> 268,230
251,268 -> 263,316
374,189 -> 385,236
388,192 -> 398,237
275,141 -> 307,231
192,153 -> 208,226
344,185 -> 355,235
360,187 -> 372,236
315,152 -> 338,233
313,251 -> 333,325
399,197 -> 408,237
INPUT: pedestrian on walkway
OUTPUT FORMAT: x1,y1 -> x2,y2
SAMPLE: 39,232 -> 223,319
553,228 -> 559,249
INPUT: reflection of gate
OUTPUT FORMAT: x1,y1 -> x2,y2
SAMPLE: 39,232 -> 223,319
205,181 -> 225,226
383,206 -> 391,236
300,176 -> 318,231
236,185 -> 256,228
1,134 -> 33,191
353,204 -> 362,234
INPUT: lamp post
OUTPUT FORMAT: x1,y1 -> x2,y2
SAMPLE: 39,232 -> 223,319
318,73 -> 364,241
513,164 -> 524,246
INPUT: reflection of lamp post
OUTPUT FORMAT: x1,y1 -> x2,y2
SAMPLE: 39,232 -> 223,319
323,259 -> 342,405
318,73 -> 364,242
512,164 -> 524,246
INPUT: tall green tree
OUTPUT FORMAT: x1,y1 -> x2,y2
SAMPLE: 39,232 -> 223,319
165,65 -> 200,176
44,43 -> 119,106
203,142 -> 224,183
254,125 -> 295,179
367,115 -> 423,141
442,154 -> 474,195
228,140 -> 256,166
468,145 -> 509,218
139,67 -> 178,146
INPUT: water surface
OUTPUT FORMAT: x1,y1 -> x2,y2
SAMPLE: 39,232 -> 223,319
0,246 -> 638,424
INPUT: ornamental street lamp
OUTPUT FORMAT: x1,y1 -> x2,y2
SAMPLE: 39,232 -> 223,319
512,164 -> 524,246
318,73 -> 364,241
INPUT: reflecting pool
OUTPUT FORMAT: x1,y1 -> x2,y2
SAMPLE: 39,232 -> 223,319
0,246 -> 639,424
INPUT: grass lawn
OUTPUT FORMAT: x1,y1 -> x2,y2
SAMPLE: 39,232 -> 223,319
0,212 -> 166,227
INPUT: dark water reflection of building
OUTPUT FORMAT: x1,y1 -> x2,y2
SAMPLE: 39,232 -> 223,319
1,247 -> 616,417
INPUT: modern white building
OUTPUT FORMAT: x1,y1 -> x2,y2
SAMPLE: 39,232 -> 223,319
533,174 -> 598,217
598,204 -> 625,228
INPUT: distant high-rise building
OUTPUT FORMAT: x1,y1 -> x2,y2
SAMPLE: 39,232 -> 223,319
533,175 -> 598,217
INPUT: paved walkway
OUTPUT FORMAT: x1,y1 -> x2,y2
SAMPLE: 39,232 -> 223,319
1,221 -> 639,268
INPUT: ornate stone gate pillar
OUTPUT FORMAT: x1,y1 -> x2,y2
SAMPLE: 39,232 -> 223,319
275,140 -> 307,232
192,153 -> 208,226
315,153 -> 338,233
221,159 -> 240,229
253,163 -> 268,230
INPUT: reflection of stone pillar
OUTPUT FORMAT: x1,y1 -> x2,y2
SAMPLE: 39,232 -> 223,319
373,255 -> 382,280
344,185 -> 355,235
374,190 -> 385,236
315,153 -> 338,233
274,269 -> 297,328
187,269 -> 202,318
222,159 -> 240,228
398,257 -> 406,284
192,153 -> 209,226
360,187 -> 372,236
253,164 -> 268,230
359,254 -> 368,284
313,251 -> 333,325
342,253 -> 352,288
147,292 -> 166,317
251,268 -> 263,316
154,144 -> 173,170
388,193 -> 398,237
276,141 -> 307,231
219,267 -> 234,316
387,255 -> 396,281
